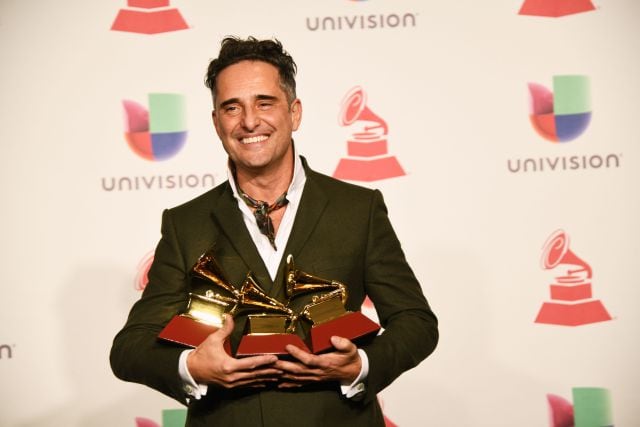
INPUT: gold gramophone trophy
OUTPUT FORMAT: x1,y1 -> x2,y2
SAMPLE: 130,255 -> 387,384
233,273 -> 309,357
285,255 -> 380,354
158,249 -> 240,352
158,249 -> 309,356
158,249 -> 380,356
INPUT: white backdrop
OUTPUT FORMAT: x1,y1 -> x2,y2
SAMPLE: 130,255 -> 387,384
1,1 -> 639,426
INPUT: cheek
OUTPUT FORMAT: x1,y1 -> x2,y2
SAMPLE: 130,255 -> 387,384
215,118 -> 235,137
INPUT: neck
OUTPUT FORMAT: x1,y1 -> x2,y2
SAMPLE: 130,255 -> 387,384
233,152 -> 294,204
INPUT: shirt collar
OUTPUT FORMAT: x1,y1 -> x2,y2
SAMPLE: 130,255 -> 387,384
227,143 -> 306,201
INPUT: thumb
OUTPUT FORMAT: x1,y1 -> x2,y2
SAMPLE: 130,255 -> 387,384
330,336 -> 354,352
215,314 -> 235,340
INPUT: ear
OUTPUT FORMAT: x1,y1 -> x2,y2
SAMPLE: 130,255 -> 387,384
211,109 -> 221,136
290,99 -> 302,131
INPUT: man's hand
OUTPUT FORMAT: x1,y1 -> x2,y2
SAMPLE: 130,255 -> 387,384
187,315 -> 282,389
274,336 -> 362,388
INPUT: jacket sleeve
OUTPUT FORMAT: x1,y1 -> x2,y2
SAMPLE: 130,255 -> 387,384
359,190 -> 439,403
110,208 -> 191,404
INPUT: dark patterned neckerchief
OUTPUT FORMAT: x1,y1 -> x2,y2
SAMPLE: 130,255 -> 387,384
236,186 -> 289,250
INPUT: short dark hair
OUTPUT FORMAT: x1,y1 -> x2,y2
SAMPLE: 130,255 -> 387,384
205,36 -> 297,104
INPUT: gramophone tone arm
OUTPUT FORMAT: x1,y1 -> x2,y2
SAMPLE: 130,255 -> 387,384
287,280 -> 348,305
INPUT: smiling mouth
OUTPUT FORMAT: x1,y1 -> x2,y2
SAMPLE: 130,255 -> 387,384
241,135 -> 269,145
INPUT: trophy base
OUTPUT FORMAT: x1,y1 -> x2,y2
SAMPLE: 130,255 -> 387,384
307,311 -> 380,354
534,300 -> 612,326
158,315 -> 225,348
333,156 -> 405,182
236,334 -> 310,357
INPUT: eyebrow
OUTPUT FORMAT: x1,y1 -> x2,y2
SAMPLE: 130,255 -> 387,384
219,94 -> 279,109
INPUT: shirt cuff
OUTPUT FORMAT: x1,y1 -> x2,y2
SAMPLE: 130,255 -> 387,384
340,349 -> 369,399
178,349 -> 208,399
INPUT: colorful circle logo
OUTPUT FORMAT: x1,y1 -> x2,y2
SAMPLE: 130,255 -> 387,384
527,75 -> 591,143
122,93 -> 187,161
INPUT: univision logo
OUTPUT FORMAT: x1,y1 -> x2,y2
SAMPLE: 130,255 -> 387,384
506,75 -> 622,174
111,0 -> 189,34
528,75 -> 591,143
122,93 -> 187,161
306,13 -> 417,31
306,1 -> 417,31
519,0 -> 596,17
547,388 -> 613,427
102,93 -> 215,193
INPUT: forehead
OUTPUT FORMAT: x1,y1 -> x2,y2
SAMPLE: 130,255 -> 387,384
215,60 -> 284,102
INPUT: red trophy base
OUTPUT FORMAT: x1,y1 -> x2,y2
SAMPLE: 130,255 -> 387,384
235,334 -> 310,357
333,156 -> 405,182
158,315 -> 231,354
307,312 -> 380,354
535,300 -> 612,326
111,9 -> 189,34
518,0 -> 595,17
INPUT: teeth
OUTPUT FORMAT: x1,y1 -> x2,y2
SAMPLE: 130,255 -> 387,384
241,135 -> 268,144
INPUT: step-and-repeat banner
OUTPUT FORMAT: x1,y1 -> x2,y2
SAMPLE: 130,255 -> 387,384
1,1 -> 638,426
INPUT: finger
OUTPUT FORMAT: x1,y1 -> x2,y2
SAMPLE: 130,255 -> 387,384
231,371 -> 282,383
225,376 -> 281,389
233,354 -> 279,371
215,314 -> 235,340
280,371 -> 322,380
274,359 -> 311,375
285,344 -> 317,365
219,367 -> 283,385
330,336 -> 356,353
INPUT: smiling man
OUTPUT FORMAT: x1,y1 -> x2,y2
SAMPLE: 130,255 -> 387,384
110,36 -> 438,427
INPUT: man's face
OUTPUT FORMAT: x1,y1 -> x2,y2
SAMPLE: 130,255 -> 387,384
212,60 -> 302,176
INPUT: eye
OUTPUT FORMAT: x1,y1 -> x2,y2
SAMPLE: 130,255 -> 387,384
258,101 -> 274,110
223,105 -> 240,115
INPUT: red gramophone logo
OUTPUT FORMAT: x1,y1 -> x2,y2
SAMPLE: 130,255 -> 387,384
518,0 -> 596,17
535,230 -> 612,326
333,86 -> 405,182
111,0 -> 189,35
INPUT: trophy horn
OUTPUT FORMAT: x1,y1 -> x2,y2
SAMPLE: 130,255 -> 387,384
541,230 -> 592,279
238,273 -> 294,318
191,249 -> 241,299
338,86 -> 388,135
285,255 -> 348,304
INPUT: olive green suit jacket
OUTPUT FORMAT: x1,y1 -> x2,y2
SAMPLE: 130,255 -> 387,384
110,158 -> 438,427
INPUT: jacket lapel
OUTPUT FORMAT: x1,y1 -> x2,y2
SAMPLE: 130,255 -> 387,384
273,164 -> 329,290
209,182 -> 272,288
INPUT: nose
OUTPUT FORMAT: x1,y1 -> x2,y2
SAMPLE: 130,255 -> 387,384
240,107 -> 260,131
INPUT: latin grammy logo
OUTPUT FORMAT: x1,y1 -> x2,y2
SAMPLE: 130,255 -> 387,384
111,0 -> 189,35
518,0 -> 596,17
535,230 -> 611,326
333,86 -> 405,182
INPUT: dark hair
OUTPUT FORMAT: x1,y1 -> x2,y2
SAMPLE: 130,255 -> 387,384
205,36 -> 297,104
